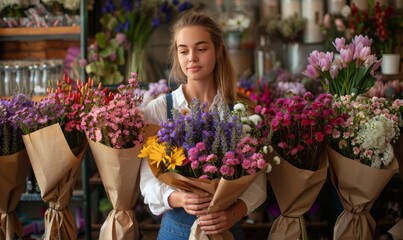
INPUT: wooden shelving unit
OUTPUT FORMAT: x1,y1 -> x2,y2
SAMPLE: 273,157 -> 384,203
0,26 -> 80,37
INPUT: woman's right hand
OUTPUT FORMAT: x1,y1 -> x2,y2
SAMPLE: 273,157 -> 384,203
168,191 -> 212,216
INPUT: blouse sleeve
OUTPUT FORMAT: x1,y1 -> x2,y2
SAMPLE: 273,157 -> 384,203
238,172 -> 267,215
140,96 -> 176,215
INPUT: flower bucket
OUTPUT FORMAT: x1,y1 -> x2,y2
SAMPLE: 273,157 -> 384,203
266,150 -> 328,240
327,146 -> 398,240
0,150 -> 30,240
22,123 -> 87,240
381,54 -> 401,75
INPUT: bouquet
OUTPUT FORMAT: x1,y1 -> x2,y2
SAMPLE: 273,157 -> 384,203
260,92 -> 340,171
80,72 -> 153,239
303,35 -> 382,99
11,75 -> 106,239
139,99 -> 275,239
330,95 -> 403,168
327,94 -> 403,239
0,91 -> 33,239
258,92 -> 339,240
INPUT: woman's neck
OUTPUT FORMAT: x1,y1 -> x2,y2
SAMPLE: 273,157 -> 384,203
183,81 -> 217,107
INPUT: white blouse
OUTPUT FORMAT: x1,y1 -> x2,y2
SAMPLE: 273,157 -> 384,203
140,85 -> 267,216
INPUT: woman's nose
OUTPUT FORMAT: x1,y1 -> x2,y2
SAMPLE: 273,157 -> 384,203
189,51 -> 198,62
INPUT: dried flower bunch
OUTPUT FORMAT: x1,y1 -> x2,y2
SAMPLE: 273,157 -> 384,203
139,99 -> 276,180
330,95 -> 403,168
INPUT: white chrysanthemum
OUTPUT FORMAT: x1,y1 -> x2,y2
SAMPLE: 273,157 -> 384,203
234,103 -> 246,113
64,0 -> 80,11
248,114 -> 262,126
357,115 -> 395,150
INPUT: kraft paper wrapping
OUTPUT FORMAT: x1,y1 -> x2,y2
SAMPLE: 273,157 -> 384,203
392,135 -> 403,181
266,150 -> 328,240
88,124 -> 159,240
22,123 -> 87,240
0,150 -> 30,239
389,219 -> 403,240
327,146 -> 398,240
154,169 -> 263,240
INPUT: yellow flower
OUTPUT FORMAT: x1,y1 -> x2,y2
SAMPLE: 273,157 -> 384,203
149,141 -> 168,168
138,135 -> 158,158
166,147 -> 186,171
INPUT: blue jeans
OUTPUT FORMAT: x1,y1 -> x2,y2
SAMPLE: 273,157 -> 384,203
158,208 -> 245,240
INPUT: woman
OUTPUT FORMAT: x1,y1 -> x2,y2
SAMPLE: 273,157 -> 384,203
140,10 -> 266,240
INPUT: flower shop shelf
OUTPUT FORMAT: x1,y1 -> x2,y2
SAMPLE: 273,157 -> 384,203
0,26 -> 81,41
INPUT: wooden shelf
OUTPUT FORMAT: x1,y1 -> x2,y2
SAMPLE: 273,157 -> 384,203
0,26 -> 80,36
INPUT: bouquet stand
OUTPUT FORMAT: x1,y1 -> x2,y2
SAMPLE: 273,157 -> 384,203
266,150 -> 328,240
0,150 -> 30,239
327,146 -> 398,240
22,123 -> 87,239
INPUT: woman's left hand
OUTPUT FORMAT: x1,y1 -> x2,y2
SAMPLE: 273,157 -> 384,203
197,210 -> 233,235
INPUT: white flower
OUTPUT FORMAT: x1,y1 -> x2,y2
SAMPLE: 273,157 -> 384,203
248,114 -> 262,126
265,163 -> 272,173
273,156 -> 281,165
242,124 -> 251,133
234,103 -> 246,113
226,13 -> 250,32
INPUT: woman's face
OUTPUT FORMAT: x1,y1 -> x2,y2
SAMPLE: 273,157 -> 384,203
176,26 -> 217,83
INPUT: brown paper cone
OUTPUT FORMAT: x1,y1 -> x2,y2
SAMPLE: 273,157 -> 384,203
0,150 -> 30,239
88,140 -> 143,240
155,170 -> 263,240
266,150 -> 328,240
392,136 -> 403,182
327,146 -> 398,240
22,123 -> 87,240
388,219 -> 403,240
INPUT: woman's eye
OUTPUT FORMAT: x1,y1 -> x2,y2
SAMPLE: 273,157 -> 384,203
198,48 -> 206,52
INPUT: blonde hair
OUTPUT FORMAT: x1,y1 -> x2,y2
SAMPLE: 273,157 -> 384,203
168,10 -> 237,105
